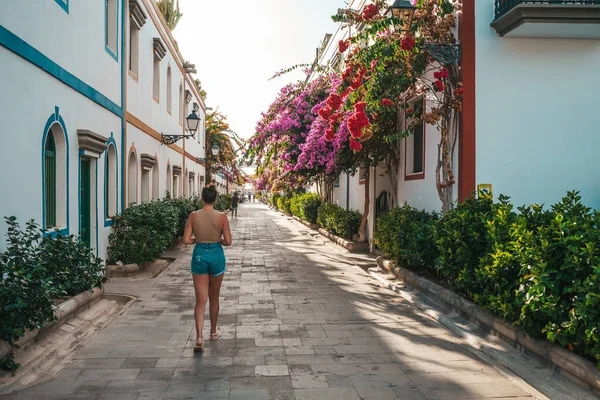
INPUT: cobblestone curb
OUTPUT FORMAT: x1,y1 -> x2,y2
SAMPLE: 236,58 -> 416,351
0,287 -> 104,361
317,228 -> 369,253
292,216 -> 321,230
106,263 -> 139,276
375,256 -> 600,393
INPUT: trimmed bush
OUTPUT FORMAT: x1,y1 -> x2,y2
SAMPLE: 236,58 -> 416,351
375,204 -> 438,272
0,217 -> 104,371
296,193 -> 321,224
271,193 -> 281,208
215,194 -> 232,212
40,234 -> 105,298
317,203 -> 361,241
108,200 -> 178,265
277,196 -> 292,215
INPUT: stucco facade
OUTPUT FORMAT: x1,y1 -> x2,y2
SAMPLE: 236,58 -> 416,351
0,0 -> 214,259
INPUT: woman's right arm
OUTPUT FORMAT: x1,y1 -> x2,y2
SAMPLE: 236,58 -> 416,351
221,214 -> 232,246
183,213 -> 196,245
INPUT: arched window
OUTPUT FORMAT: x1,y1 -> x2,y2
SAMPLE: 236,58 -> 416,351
43,121 -> 68,231
152,163 -> 160,200
128,151 -> 137,205
179,83 -> 183,124
166,163 -> 172,197
167,66 -> 172,114
44,134 -> 56,228
104,144 -> 118,219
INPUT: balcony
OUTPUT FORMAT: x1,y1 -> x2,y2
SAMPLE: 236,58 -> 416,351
491,1 -> 600,38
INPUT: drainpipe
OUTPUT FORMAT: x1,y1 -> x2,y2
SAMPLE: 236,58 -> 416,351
346,174 -> 350,210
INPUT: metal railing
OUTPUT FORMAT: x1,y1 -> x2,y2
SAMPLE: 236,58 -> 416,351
494,0 -> 600,19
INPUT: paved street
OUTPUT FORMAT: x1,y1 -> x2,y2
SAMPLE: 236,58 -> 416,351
4,203 -> 545,399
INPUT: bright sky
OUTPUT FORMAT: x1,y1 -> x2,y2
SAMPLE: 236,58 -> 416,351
175,0 -> 343,141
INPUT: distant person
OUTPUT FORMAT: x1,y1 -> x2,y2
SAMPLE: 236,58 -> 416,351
183,185 -> 232,352
231,192 -> 240,218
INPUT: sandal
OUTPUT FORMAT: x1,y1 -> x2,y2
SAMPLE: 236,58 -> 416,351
210,330 -> 221,341
194,339 -> 205,352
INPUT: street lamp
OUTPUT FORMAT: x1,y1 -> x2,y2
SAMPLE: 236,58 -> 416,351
387,0 -> 461,64
161,111 -> 202,144
386,0 -> 416,28
211,144 -> 220,157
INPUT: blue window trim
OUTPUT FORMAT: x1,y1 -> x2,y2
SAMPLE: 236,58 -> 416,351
104,135 -> 118,227
76,151 -> 100,255
42,107 -> 70,238
105,0 -> 119,62
0,24 -> 123,117
54,0 -> 69,14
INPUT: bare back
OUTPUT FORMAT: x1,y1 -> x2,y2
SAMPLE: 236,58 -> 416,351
192,209 -> 224,243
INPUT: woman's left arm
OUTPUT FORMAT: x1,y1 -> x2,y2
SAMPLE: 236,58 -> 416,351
183,213 -> 195,245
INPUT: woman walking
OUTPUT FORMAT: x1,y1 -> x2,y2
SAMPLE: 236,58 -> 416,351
183,185 -> 232,352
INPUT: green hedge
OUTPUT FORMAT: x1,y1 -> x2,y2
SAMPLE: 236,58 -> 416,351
108,200 -> 179,265
317,203 -> 361,241
375,204 -> 438,272
0,217 -> 105,371
375,191 -> 600,369
215,194 -> 232,212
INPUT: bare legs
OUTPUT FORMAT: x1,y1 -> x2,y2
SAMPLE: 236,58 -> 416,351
192,273 -> 224,343
209,274 -> 224,336
193,274 -> 209,344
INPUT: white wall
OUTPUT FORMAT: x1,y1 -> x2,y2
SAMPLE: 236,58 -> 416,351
0,48 -> 122,259
125,0 -> 206,202
475,2 -> 600,208
0,0 -> 122,106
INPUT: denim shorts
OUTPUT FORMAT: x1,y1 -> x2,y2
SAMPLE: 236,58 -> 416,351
191,243 -> 226,276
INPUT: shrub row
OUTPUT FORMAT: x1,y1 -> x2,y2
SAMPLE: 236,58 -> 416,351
0,217 -> 105,371
375,192 -> 600,368
108,192 -> 232,266
317,203 -> 362,241
271,193 -> 360,240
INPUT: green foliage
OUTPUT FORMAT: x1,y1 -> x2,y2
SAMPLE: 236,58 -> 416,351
317,203 -> 361,241
515,192 -> 600,366
271,193 -> 281,208
163,196 -> 202,237
40,235 -> 105,298
215,194 -> 232,212
277,196 -> 292,215
434,196 -> 494,296
156,0 -> 182,31
295,193 -> 322,224
108,200 -> 179,265
375,205 -> 438,272
0,217 -> 105,371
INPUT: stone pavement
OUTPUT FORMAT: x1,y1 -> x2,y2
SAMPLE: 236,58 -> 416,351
2,203 -> 557,399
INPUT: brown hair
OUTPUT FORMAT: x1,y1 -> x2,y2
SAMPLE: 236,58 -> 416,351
202,185 -> 218,204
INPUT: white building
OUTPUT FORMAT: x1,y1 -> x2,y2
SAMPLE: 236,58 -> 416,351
311,0 -> 600,249
0,0 -> 216,259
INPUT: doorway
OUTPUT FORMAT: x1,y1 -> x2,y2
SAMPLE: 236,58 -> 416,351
80,158 -> 91,246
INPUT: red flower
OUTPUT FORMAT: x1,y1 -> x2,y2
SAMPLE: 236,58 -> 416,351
341,87 -> 352,98
453,87 -> 465,97
318,107 -> 332,120
329,112 -> 342,122
325,128 -> 335,142
433,68 -> 449,80
370,59 -> 379,71
406,107 -> 415,114
326,93 -> 343,111
350,78 -> 362,90
381,98 -> 394,107
433,80 -> 445,92
354,102 -> 367,113
361,4 -> 379,21
350,140 -> 363,152
342,66 -> 353,82
347,109 -> 370,139
400,35 -> 416,51
338,39 -> 349,54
